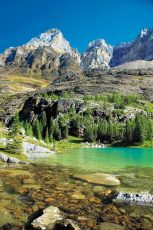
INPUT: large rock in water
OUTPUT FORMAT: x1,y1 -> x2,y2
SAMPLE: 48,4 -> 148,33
73,173 -> 120,186
31,206 -> 80,230
116,192 -> 153,204
31,206 -> 63,229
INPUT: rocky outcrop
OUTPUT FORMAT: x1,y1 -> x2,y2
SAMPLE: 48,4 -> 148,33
0,152 -> 28,164
116,192 -> 153,205
0,91 -> 34,124
23,142 -> 54,160
20,97 -> 87,122
31,206 -> 80,230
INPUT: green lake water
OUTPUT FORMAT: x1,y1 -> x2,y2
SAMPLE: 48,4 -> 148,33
1,147 -> 153,228
37,147 -> 153,172
35,147 -> 153,193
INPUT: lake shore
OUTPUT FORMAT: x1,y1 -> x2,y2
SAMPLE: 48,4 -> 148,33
0,163 -> 153,229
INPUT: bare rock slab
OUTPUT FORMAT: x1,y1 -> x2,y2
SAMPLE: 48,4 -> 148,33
74,173 -> 120,186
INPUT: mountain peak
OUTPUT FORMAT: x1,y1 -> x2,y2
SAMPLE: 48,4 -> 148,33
139,28 -> 153,38
88,38 -> 109,49
140,28 -> 149,38
25,28 -> 73,55
81,38 -> 113,70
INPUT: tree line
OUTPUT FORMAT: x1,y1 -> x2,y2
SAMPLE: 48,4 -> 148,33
9,107 -> 153,147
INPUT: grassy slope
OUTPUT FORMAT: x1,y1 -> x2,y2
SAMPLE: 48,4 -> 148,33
0,73 -> 50,114
54,136 -> 84,153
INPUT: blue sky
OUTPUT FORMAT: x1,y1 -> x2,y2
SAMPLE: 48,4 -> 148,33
0,0 -> 153,53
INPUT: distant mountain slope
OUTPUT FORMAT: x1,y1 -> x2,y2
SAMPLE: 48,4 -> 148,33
113,60 -> 153,70
110,29 -> 153,67
1,28 -> 153,73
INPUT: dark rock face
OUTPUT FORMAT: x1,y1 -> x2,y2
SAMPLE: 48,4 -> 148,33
92,108 -> 109,120
20,97 -> 86,122
56,98 -> 84,114
0,91 -> 34,124
0,47 -> 81,78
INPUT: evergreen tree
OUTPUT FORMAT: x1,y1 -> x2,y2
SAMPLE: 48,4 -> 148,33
124,120 -> 133,144
40,111 -> 47,129
26,123 -> 33,136
97,120 -> 107,141
11,113 -> 21,135
61,124 -> 69,139
45,127 -> 50,144
48,117 -> 54,139
133,114 -> 144,143
33,120 -> 42,140
146,119 -> 153,141
84,125 -> 94,142
53,123 -> 61,141
107,121 -> 113,142
6,137 -> 22,155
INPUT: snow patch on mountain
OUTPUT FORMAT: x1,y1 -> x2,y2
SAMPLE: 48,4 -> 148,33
25,29 -> 80,63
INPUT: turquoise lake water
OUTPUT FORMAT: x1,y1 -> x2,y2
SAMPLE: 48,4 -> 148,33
39,147 -> 153,173
31,147 -> 153,193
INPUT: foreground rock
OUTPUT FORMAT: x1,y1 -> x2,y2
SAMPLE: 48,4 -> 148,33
0,152 -> 28,164
31,206 -> 63,229
73,173 -> 120,186
97,222 -> 124,230
116,192 -> 153,205
23,141 -> 54,159
31,206 -> 80,230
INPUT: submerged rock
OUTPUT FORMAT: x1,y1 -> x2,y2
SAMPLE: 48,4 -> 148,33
55,219 -> 80,230
97,222 -> 124,230
116,192 -> 153,205
71,191 -> 85,200
73,173 -> 120,186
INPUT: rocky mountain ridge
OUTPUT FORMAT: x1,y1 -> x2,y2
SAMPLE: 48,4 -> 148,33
1,28 -> 153,75
0,29 -> 81,77
110,28 -> 153,67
